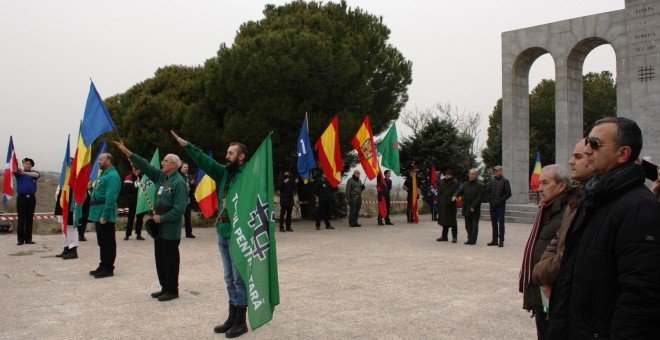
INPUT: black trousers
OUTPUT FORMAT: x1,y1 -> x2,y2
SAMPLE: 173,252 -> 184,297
535,311 -> 548,340
95,222 -> 116,271
125,202 -> 145,237
184,204 -> 193,236
441,225 -> 458,238
16,194 -> 36,243
154,238 -> 180,293
279,205 -> 292,228
315,200 -> 332,227
464,214 -> 480,243
77,216 -> 88,239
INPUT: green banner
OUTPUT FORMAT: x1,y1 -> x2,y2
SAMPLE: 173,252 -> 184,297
228,135 -> 280,330
136,148 -> 159,215
377,123 -> 400,175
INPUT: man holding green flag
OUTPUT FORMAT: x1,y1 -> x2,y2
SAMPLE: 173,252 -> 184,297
170,130 -> 279,337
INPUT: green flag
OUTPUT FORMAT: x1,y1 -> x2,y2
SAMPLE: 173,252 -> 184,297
377,124 -> 400,175
228,134 -> 279,330
136,148 -> 159,215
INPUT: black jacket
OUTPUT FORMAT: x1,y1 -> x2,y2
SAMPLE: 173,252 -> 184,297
278,176 -> 297,207
488,176 -> 511,207
548,163 -> 660,339
454,180 -> 484,218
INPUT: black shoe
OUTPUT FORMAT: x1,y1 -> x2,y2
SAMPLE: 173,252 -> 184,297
214,303 -> 237,333
226,306 -> 248,338
498,241 -> 504,247
89,267 -> 102,276
123,236 -> 129,240
436,237 -> 448,242
385,222 -> 394,225
355,224 -> 362,227
377,222 -> 384,226
452,237 -> 457,244
279,227 -> 285,232
151,290 -> 165,298
285,227 -> 293,232
464,241 -> 471,245
487,241 -> 498,246
185,234 -> 195,238
326,226 -> 334,230
56,247 -> 69,257
25,241 -> 35,244
136,235 -> 146,240
62,247 -> 78,260
93,270 -> 114,279
157,292 -> 179,301
17,241 -> 24,245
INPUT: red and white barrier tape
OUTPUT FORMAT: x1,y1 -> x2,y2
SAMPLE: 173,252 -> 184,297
0,208 -> 131,221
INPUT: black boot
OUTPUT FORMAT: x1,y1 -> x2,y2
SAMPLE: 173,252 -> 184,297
487,240 -> 498,246
214,304 -> 237,333
62,247 -> 78,259
56,247 -> 69,257
279,225 -> 285,232
226,306 -> 248,338
452,236 -> 457,243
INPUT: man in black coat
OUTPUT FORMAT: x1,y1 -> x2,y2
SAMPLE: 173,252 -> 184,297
453,168 -> 484,245
437,169 -> 459,243
278,170 -> 298,232
547,117 -> 660,339
487,165 -> 512,247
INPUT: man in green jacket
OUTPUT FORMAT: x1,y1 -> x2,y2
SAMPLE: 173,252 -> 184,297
88,153 -> 121,279
170,130 -> 250,338
453,169 -> 484,245
346,170 -> 365,227
114,142 -> 188,302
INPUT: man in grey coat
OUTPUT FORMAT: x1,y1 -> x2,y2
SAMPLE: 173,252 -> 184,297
346,170 -> 365,227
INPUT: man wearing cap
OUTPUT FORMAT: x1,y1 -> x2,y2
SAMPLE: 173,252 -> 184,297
487,165 -> 511,247
88,153 -> 121,278
114,142 -> 188,302
437,169 -> 459,243
14,158 -> 40,245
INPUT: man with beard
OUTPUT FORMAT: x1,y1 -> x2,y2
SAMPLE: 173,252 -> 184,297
519,164 -> 571,339
169,131 -> 250,338
547,117 -> 660,339
114,142 -> 187,302
437,169 -> 459,243
278,170 -> 298,232
88,153 -> 121,278
346,170 -> 365,227
452,169 -> 484,245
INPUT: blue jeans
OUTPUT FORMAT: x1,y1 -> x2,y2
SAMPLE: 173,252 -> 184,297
490,203 -> 506,242
218,235 -> 247,307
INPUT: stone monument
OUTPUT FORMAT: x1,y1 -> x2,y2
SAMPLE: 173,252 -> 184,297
502,0 -> 659,204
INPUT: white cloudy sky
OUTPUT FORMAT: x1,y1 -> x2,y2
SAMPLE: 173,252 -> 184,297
1,0 -> 623,172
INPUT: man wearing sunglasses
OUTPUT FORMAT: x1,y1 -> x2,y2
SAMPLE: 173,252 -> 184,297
547,117 -> 660,339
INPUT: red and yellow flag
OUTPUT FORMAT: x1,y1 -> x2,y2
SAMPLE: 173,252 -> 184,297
351,115 -> 380,180
315,116 -> 343,187
194,151 -> 218,218
530,152 -> 542,192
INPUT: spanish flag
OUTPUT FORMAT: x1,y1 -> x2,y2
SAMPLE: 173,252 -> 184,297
315,116 -> 343,187
530,152 -> 542,192
194,151 -> 218,218
69,82 -> 116,204
351,115 -> 379,180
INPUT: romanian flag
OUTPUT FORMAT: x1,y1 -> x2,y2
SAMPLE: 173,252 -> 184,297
411,164 -> 419,223
530,152 -> 542,192
69,82 -> 116,204
58,136 -> 72,235
3,136 -> 19,203
315,116 -> 343,187
351,115 -> 380,180
194,151 -> 218,218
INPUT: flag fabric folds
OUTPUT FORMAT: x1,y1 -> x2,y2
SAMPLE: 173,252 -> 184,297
315,116 -> 343,187
3,136 -> 19,203
411,164 -> 419,223
227,134 -> 279,330
194,151 -> 218,218
376,172 -> 388,218
377,124 -> 400,175
136,148 -> 159,215
351,115 -> 380,180
89,140 -> 107,183
530,152 -> 542,192
296,113 -> 316,183
430,164 -> 439,215
58,136 -> 72,235
70,82 -> 116,204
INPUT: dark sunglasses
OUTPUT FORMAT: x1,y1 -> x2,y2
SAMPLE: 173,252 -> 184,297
585,136 -> 619,150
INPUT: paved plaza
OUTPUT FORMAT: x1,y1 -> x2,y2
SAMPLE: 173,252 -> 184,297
1,215 -> 537,339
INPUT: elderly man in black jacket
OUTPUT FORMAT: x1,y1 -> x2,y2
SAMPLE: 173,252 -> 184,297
487,165 -> 512,247
547,117 -> 660,339
453,168 -> 484,245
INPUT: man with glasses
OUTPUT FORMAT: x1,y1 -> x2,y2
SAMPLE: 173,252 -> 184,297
114,142 -> 188,301
547,117 -> 660,339
169,130 -> 250,338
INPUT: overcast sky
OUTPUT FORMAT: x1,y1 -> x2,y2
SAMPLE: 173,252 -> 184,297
1,0 -> 623,172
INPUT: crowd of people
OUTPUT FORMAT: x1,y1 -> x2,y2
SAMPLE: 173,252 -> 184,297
8,116 -> 660,338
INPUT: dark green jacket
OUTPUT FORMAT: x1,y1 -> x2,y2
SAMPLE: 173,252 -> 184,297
89,167 -> 121,223
454,180 -> 485,217
185,142 -> 242,237
130,154 -> 187,240
345,177 -> 364,200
